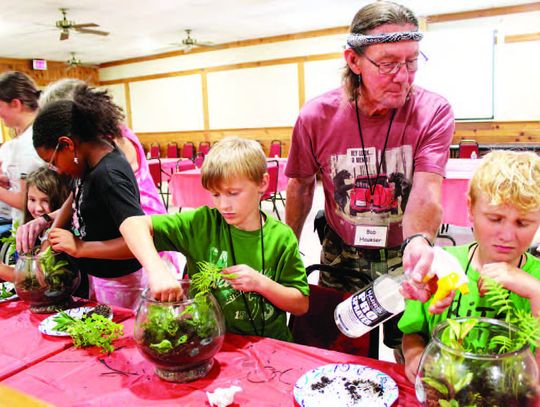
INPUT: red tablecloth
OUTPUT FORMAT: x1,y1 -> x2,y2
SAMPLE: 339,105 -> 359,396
3,318 -> 418,406
169,158 -> 289,209
441,158 -> 482,227
0,299 -> 132,381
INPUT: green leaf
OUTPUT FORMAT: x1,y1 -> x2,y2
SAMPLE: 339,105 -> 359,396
66,314 -> 123,354
447,319 -> 461,340
454,372 -> 473,393
422,377 -> 449,397
150,339 -> 173,353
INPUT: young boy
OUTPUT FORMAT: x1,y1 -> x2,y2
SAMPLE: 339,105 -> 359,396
398,150 -> 540,382
120,137 -> 309,341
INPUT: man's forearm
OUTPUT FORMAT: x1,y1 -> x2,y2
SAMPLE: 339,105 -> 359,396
0,187 -> 24,210
285,177 -> 316,241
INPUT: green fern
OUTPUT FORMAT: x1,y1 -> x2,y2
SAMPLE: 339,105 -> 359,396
192,261 -> 223,294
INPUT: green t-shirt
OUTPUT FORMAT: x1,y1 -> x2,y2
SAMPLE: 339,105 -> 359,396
152,206 -> 309,342
398,244 -> 540,341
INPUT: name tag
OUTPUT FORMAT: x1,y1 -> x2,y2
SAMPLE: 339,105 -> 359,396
354,225 -> 388,248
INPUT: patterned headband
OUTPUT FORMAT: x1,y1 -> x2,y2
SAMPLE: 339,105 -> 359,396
346,31 -> 423,49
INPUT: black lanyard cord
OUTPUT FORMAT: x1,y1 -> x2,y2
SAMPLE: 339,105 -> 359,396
451,242 -> 524,317
354,97 -> 396,197
226,209 -> 266,337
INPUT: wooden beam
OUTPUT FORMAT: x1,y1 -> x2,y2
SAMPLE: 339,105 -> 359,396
99,26 -> 348,68
427,2 -> 540,23
123,82 -> 132,129
297,62 -> 305,109
505,32 -> 540,43
201,72 -> 210,130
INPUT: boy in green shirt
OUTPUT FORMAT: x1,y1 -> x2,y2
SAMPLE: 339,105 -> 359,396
398,151 -> 540,382
120,137 -> 309,341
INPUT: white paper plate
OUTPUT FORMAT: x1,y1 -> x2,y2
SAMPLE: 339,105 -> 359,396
0,282 -> 18,302
294,363 -> 398,407
38,306 -> 113,337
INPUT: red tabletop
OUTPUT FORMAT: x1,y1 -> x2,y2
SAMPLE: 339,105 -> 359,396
441,158 -> 482,227
0,299 -> 133,381
3,317 -> 418,406
169,158 -> 289,210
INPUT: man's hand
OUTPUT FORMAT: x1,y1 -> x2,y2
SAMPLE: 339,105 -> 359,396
16,216 -> 50,254
148,267 -> 183,302
401,237 -> 435,302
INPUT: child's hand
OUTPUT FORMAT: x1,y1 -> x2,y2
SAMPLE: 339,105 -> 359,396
148,267 -> 183,302
221,265 -> 266,293
48,228 -> 80,257
479,262 -> 538,298
428,290 -> 456,314
16,217 -> 50,254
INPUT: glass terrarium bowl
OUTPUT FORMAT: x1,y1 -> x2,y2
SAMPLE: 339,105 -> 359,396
134,281 -> 226,382
416,317 -> 538,407
14,251 -> 80,313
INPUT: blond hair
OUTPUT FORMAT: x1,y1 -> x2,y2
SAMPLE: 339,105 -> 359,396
201,137 -> 267,191
468,150 -> 540,213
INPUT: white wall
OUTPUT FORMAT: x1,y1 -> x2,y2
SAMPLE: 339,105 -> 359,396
99,11 -> 540,132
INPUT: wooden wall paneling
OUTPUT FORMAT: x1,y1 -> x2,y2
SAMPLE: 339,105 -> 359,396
123,82 -> 133,129
201,71 -> 210,130
453,121 -> 540,143
297,62 -> 305,109
0,57 -> 98,87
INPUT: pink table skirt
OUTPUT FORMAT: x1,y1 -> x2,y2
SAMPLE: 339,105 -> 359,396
3,319 -> 419,406
169,159 -> 289,209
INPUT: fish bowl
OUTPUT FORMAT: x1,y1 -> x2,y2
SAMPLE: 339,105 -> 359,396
14,249 -> 80,313
134,280 -> 226,382
416,317 -> 538,407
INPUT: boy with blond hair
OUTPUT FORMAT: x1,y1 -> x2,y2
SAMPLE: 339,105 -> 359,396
399,150 -> 540,382
120,137 -> 309,341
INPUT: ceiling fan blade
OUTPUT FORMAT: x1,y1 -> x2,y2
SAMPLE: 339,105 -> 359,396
60,30 -> 69,41
72,23 -> 99,29
75,27 -> 109,36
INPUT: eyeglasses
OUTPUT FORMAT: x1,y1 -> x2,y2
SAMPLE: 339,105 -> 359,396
48,142 -> 61,171
363,52 -> 427,75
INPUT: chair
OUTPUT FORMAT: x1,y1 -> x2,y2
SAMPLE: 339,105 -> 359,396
288,264 -> 377,358
181,142 -> 196,160
176,159 -> 196,172
149,143 -> 160,159
268,139 -> 282,158
261,160 -> 285,220
148,158 -> 169,209
166,142 -> 179,159
458,140 -> 479,159
198,141 -> 211,156
194,152 -> 205,169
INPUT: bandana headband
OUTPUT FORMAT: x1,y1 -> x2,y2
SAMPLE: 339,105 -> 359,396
346,31 -> 423,49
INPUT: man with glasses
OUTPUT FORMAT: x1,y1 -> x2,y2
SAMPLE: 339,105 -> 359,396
285,1 -> 454,355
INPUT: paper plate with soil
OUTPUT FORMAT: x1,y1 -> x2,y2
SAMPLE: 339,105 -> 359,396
39,305 -> 113,337
0,282 -> 18,302
294,363 -> 398,407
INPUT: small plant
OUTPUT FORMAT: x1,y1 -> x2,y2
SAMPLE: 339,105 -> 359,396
419,278 -> 540,407
0,220 -> 19,262
0,282 -> 15,299
53,306 -> 123,354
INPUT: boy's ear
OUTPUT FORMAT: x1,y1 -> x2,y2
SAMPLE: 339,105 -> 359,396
259,173 -> 270,196
466,197 -> 474,224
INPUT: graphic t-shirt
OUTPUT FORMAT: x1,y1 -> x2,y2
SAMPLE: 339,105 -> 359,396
398,244 -> 540,342
286,86 -> 454,247
152,206 -> 309,341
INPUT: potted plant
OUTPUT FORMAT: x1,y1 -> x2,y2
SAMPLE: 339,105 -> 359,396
134,262 -> 226,382
416,279 -> 540,406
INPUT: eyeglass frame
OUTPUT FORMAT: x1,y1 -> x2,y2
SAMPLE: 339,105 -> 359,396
362,51 -> 428,75
47,142 -> 61,171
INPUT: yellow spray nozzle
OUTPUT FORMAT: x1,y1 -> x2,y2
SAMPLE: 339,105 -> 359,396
432,272 -> 464,303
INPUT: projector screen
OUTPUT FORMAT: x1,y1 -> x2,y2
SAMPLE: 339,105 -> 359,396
415,28 -> 495,120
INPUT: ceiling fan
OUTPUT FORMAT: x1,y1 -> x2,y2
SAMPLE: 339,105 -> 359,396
65,52 -> 96,69
55,8 -> 109,41
173,29 -> 214,53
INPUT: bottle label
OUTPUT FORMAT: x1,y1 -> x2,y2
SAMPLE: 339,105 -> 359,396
349,285 -> 392,328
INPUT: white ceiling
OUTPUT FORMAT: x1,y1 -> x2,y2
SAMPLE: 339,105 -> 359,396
0,0 -> 537,65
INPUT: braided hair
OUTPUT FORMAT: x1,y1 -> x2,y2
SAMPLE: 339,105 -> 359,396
33,84 -> 124,149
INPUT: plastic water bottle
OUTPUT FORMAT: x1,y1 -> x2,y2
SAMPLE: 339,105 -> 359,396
334,247 -> 470,338
334,273 -> 405,338
470,151 -> 477,160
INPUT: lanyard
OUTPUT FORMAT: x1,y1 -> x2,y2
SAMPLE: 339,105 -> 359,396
450,242 -> 524,318
354,98 -> 396,198
226,210 -> 266,337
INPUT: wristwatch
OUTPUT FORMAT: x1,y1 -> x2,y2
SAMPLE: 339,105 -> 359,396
400,233 -> 433,255
41,213 -> 53,223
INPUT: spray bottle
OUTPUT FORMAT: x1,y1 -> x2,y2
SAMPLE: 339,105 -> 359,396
334,246 -> 470,338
